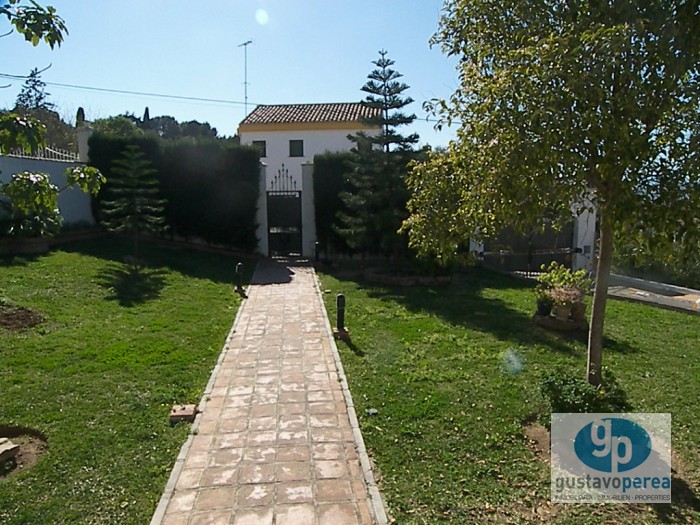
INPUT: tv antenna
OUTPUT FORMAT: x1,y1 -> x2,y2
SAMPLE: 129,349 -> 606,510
239,40 -> 253,116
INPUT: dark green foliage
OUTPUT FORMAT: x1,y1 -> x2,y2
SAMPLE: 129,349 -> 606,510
100,146 -> 166,258
88,134 -> 162,189
92,116 -> 145,138
354,50 -> 419,153
88,134 -> 260,252
336,50 -> 420,257
312,152 -> 355,256
159,140 -> 259,250
540,367 -> 631,421
1,0 -> 68,49
337,147 -> 416,256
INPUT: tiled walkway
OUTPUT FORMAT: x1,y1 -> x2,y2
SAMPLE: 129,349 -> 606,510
150,260 -> 386,525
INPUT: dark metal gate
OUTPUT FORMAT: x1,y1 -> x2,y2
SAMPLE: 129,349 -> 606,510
481,221 -> 576,274
267,166 -> 302,257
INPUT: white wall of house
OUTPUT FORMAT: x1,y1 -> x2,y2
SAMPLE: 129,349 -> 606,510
241,125 -> 375,257
254,163 -> 269,257
0,155 -> 95,225
240,128 -> 363,191
573,204 -> 597,272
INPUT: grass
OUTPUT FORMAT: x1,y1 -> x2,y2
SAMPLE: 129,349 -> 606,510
319,267 -> 700,524
0,238 -> 252,525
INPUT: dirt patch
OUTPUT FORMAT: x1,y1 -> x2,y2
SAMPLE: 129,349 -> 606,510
0,427 -> 48,480
523,417 -> 550,459
0,302 -> 44,331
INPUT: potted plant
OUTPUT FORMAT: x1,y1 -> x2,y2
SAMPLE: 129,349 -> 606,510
547,285 -> 584,321
534,284 -> 554,316
535,261 -> 592,319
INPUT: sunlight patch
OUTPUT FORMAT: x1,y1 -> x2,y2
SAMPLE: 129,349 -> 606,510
255,9 -> 269,25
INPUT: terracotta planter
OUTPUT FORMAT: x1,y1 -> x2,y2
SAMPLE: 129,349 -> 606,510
571,302 -> 587,321
553,304 -> 572,321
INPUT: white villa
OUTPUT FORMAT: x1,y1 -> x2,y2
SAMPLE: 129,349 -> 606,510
238,103 -> 379,257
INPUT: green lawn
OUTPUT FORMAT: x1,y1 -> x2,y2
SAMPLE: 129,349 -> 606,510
0,238 -> 251,525
319,268 -> 700,524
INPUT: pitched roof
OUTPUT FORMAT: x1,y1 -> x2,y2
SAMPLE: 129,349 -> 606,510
240,103 -> 379,126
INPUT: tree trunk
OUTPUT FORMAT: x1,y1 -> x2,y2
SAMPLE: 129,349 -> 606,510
587,211 -> 614,387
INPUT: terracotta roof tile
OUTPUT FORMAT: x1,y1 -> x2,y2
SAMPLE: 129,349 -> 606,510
240,103 -> 379,125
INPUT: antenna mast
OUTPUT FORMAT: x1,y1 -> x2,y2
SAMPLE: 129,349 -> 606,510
239,40 -> 253,116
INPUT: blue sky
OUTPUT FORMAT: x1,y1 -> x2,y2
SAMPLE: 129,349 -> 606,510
1,1 -> 459,147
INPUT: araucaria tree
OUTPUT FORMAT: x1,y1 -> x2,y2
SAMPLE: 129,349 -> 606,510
403,1 -> 700,385
336,50 -> 419,256
100,145 -> 166,259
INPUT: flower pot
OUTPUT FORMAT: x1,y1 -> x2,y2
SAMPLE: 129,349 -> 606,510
553,304 -> 572,321
536,299 -> 553,316
571,302 -> 587,321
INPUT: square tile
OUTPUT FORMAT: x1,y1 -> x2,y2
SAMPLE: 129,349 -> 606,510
277,445 -> 311,463
232,507 -> 274,525
166,489 -> 197,513
318,503 -> 359,525
194,486 -> 236,511
316,479 -> 353,502
312,443 -> 344,460
236,484 -> 273,507
242,446 -> 277,464
314,460 -> 348,480
175,468 -> 202,490
275,481 -> 314,504
276,461 -> 312,482
275,504 -> 316,525
200,466 -> 238,487
238,463 -> 276,484
190,510 -> 232,525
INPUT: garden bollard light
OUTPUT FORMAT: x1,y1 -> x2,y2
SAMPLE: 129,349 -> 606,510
235,262 -> 244,293
315,241 -> 320,262
333,294 -> 350,340
336,294 -> 345,332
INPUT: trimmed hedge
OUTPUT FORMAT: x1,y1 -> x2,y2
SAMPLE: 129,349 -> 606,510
88,134 -> 260,251
312,151 -> 355,256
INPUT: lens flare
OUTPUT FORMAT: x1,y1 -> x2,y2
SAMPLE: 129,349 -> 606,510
255,9 -> 269,25
501,348 -> 525,374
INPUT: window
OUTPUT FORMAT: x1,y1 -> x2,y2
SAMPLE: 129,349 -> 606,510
252,140 -> 266,157
289,139 -> 304,157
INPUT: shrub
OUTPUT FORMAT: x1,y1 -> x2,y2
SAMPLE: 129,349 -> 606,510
539,367 -> 631,426
535,261 -> 591,306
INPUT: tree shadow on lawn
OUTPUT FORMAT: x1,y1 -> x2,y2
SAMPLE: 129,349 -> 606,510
332,267 -> 640,355
60,237 -> 256,286
654,476 -> 700,523
327,267 -> 580,353
97,262 -> 167,307
0,253 -> 43,269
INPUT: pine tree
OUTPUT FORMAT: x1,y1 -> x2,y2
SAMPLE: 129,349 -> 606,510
14,68 -> 75,151
354,50 -> 419,153
336,50 -> 419,256
15,68 -> 55,111
100,145 -> 166,260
